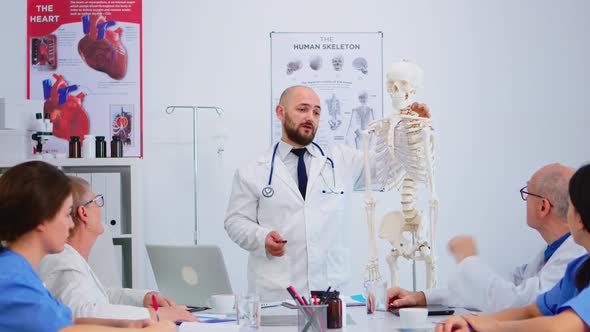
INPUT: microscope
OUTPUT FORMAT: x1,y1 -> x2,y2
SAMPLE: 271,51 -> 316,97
31,112 -> 53,156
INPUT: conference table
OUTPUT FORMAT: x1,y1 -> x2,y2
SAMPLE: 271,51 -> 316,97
179,305 -> 471,332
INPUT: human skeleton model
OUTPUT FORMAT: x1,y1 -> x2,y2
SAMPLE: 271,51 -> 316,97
362,61 -> 438,289
325,93 -> 342,130
346,92 -> 375,149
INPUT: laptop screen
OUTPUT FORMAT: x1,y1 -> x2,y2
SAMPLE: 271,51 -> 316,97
146,244 -> 233,306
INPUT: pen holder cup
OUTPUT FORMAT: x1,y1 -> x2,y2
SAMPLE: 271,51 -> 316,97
297,304 -> 328,332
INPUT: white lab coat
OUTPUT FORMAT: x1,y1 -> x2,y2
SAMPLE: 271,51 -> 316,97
38,244 -> 151,320
224,143 -> 365,301
424,236 -> 586,313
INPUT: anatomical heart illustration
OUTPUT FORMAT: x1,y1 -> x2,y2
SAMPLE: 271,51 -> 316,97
42,74 -> 90,141
27,0 -> 142,156
78,14 -> 128,80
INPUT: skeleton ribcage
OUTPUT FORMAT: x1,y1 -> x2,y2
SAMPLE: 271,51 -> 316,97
373,116 -> 434,191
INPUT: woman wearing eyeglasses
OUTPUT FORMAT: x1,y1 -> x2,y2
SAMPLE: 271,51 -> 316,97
437,164 -> 590,332
0,161 -> 175,332
38,176 -> 196,323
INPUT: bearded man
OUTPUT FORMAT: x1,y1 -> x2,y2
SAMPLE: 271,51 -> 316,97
224,85 -> 429,300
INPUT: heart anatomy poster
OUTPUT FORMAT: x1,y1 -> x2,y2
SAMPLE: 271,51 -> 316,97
270,32 -> 383,150
27,0 -> 142,157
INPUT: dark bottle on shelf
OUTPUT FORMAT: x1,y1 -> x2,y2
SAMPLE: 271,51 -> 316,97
111,135 -> 123,158
69,136 -> 81,158
95,136 -> 107,158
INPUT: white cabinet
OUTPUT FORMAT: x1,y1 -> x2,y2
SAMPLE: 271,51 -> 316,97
0,158 -> 144,288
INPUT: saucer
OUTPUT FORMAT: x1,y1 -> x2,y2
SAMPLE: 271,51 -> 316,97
205,309 -> 236,315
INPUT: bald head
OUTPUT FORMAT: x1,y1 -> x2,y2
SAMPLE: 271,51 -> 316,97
530,163 -> 575,220
278,85 -> 319,109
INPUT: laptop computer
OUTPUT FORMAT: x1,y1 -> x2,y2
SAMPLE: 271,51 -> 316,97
146,244 -> 233,307
389,305 -> 455,316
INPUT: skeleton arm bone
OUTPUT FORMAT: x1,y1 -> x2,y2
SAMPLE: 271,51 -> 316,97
421,126 -> 438,288
362,129 -> 381,282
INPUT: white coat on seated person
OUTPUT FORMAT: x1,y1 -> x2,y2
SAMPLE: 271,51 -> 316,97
40,243 -> 152,320
427,235 -> 585,312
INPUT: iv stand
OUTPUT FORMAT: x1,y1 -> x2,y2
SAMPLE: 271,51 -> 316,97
165,105 -> 224,244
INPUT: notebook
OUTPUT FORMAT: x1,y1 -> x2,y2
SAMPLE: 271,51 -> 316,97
146,244 -> 233,307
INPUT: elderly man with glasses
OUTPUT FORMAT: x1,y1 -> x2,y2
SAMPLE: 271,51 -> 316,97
387,163 -> 586,313
38,176 -> 197,323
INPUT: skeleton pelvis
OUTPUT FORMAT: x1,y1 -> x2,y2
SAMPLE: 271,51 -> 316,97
378,210 -> 422,248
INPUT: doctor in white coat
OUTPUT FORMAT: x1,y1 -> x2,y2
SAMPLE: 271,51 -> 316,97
387,163 -> 586,313
224,86 -> 377,301
39,176 -> 196,322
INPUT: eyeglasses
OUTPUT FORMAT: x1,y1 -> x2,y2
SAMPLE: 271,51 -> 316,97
83,194 -> 104,208
519,186 -> 553,206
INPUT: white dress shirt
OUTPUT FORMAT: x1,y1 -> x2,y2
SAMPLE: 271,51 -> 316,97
277,140 -> 313,182
38,244 -> 151,320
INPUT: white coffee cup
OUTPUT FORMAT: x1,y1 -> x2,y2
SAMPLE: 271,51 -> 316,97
399,308 -> 428,327
210,294 -> 235,313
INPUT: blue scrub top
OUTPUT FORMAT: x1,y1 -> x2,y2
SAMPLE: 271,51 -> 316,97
0,248 -> 73,332
537,254 -> 590,325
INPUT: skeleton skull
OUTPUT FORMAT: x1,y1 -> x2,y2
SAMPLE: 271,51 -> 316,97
386,61 -> 424,110
332,55 -> 344,71
286,59 -> 302,75
309,55 -> 323,71
358,91 -> 368,105
352,57 -> 368,74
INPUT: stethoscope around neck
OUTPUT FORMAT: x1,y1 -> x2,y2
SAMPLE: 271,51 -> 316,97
261,142 -> 344,198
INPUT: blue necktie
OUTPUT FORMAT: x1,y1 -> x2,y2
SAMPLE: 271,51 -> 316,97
291,148 -> 308,199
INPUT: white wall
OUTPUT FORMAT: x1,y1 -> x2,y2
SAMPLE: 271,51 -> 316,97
1,0 -> 590,295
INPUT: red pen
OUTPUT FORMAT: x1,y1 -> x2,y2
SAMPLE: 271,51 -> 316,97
151,293 -> 160,321
286,286 -> 306,306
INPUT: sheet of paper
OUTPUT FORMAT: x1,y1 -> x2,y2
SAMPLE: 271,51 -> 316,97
179,322 -> 238,332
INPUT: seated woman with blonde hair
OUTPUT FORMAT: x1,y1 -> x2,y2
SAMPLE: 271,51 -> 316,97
38,175 -> 195,322
437,164 -> 590,332
0,161 -> 175,332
